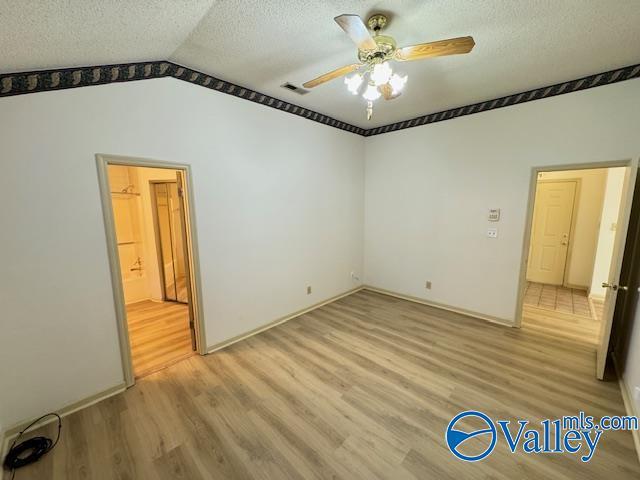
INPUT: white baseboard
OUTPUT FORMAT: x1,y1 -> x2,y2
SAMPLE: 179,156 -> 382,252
207,286 -> 365,354
2,382 -> 126,459
362,285 -> 514,327
613,356 -> 640,464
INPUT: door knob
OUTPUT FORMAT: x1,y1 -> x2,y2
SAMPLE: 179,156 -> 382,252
602,282 -> 628,291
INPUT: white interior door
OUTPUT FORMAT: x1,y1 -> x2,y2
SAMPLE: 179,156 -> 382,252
597,165 -> 638,379
527,181 -> 577,285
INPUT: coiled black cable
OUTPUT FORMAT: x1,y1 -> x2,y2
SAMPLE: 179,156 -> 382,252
3,413 -> 61,480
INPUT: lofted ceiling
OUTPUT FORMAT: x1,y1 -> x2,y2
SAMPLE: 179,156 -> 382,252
1,1 -> 640,128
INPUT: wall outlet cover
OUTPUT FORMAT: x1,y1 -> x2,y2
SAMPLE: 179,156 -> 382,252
487,227 -> 498,238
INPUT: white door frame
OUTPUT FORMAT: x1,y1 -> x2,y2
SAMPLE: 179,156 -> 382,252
514,158 -> 639,330
96,154 -> 207,387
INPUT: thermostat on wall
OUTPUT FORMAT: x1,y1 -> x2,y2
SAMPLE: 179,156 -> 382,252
488,208 -> 501,222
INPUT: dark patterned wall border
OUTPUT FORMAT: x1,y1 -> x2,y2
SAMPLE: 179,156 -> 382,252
364,63 -> 640,136
0,60 -> 366,135
168,62 -> 367,135
0,60 -> 172,96
1,60 -> 639,137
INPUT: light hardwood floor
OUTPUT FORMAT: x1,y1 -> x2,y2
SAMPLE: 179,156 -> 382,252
8,291 -> 639,479
522,303 -> 601,348
126,300 -> 194,378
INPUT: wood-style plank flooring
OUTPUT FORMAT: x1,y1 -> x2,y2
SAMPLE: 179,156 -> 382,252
126,300 -> 193,378
9,291 -> 639,479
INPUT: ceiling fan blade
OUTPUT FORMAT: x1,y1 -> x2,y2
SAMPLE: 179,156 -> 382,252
395,36 -> 475,62
334,14 -> 378,51
303,63 -> 362,88
378,83 -> 401,101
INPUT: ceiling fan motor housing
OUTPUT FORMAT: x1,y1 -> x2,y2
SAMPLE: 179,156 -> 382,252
358,35 -> 396,64
358,14 -> 396,64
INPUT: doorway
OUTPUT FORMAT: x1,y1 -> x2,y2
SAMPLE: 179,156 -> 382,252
516,160 -> 639,379
151,181 -> 190,305
97,155 -> 205,386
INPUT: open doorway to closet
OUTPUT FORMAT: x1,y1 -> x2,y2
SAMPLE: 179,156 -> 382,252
517,160 -> 638,379
97,155 -> 205,385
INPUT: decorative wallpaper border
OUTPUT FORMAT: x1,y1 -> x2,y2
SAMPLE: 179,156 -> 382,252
364,63 -> 640,136
1,60 -> 639,137
0,60 -> 366,136
169,63 -> 367,135
0,60 -> 171,96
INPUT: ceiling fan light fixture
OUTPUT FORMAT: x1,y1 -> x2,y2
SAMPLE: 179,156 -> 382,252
370,62 -> 393,86
362,83 -> 381,101
344,73 -> 363,94
389,73 -> 408,94
302,13 -> 474,121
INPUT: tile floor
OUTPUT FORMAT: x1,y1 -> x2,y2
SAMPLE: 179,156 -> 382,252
523,281 -> 594,318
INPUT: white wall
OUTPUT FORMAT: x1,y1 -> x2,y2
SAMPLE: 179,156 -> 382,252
364,78 -> 640,322
537,169 -> 607,288
0,78 -> 364,431
590,168 -> 627,298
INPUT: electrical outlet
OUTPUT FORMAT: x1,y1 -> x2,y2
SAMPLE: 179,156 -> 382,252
351,271 -> 360,281
425,281 -> 432,290
487,227 -> 498,238
307,286 -> 312,295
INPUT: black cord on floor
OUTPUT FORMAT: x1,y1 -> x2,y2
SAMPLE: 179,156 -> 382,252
3,413 -> 62,480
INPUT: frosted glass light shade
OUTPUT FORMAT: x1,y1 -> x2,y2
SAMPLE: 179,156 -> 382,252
362,83 -> 381,101
370,62 -> 392,86
344,74 -> 363,94
389,73 -> 408,94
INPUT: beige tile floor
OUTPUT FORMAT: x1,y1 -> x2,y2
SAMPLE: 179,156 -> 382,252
523,281 -> 594,318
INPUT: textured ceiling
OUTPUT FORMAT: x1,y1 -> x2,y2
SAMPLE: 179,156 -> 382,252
2,1 -> 640,128
0,1 -> 214,68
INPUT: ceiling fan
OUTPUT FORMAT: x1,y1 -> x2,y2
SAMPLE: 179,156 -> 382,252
303,14 -> 475,120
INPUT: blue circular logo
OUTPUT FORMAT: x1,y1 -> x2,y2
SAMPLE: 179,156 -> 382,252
445,410 -> 497,462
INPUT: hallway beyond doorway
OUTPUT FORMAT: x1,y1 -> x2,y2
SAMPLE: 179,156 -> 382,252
523,282 -> 593,317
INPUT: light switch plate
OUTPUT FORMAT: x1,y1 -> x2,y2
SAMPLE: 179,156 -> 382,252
488,208 -> 501,222
487,227 -> 498,238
